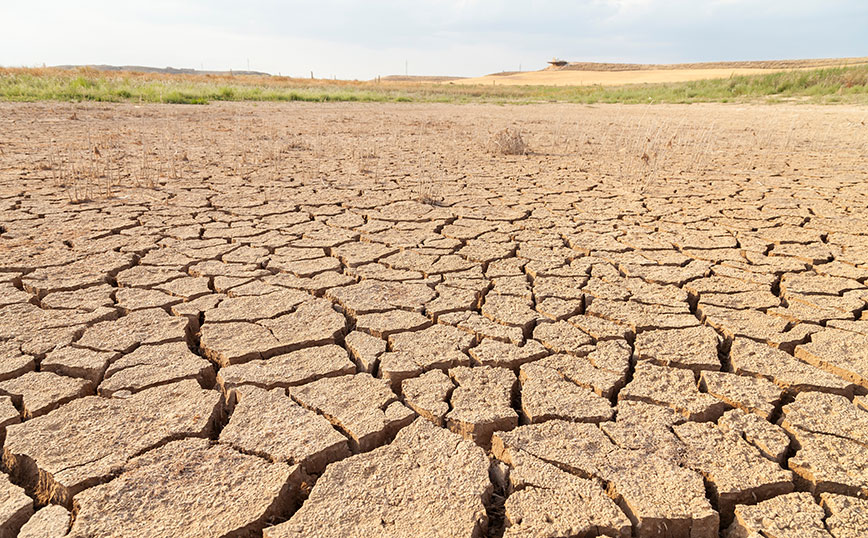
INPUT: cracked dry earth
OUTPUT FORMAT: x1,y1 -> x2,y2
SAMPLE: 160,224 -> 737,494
0,101 -> 867,538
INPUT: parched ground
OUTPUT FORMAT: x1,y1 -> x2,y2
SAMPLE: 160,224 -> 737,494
0,101 -> 867,537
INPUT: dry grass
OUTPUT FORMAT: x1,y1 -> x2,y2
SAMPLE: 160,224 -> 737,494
487,128 -> 529,155
33,105 -> 300,201
3,64 -> 868,105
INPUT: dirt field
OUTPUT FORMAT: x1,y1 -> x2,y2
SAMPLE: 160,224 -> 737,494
0,101 -> 867,537
461,57 -> 868,86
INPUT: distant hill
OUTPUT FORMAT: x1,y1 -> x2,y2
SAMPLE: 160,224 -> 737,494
53,64 -> 271,77
378,75 -> 466,83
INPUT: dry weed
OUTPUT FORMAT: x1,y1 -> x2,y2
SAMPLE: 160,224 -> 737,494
487,127 -> 529,155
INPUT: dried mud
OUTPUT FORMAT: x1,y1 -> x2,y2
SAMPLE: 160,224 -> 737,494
0,101 -> 867,537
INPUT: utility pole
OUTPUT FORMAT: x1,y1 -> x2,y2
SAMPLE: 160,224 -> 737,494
405,60 -> 408,76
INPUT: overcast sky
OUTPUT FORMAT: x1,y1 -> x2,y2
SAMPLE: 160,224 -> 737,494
2,1 -> 866,79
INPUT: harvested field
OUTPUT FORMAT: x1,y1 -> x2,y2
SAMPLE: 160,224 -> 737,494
462,57 -> 868,87
0,100 -> 867,537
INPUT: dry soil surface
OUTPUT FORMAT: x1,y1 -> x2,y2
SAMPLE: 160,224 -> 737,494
0,101 -> 867,537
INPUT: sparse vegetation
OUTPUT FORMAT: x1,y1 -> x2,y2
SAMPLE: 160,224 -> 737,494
17,96 -> 866,204
1,64 -> 868,105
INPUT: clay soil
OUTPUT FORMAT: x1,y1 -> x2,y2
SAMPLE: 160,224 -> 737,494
0,101 -> 867,537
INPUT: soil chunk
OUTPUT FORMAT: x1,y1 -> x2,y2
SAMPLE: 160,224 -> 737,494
700,370 -> 783,419
219,386 -> 349,473
17,505 -> 70,538
718,408 -> 790,463
0,472 -> 32,538
821,493 -> 868,538
795,328 -> 868,389
447,366 -> 518,447
730,337 -> 854,396
263,419 -> 491,538
503,450 -> 631,538
0,371 -> 91,418
98,341 -> 214,396
3,380 -> 222,506
401,369 -> 454,426
532,320 -> 595,356
518,361 -> 614,423
76,308 -> 190,353
216,344 -> 355,391
780,391 -> 868,446
289,373 -> 414,452
493,421 -> 719,538
68,438 -> 303,538
673,421 -> 794,521
344,330 -> 386,373
725,492 -> 830,538
41,346 -> 118,384
378,324 -> 474,388
620,363 -> 727,421
201,299 -> 346,365
469,338 -> 548,369
635,326 -> 721,372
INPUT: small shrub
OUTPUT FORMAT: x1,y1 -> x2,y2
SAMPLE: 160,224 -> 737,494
488,127 -> 529,155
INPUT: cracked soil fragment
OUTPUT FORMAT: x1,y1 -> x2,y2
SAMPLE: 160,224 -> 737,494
68,438 -> 304,538
263,419 -> 492,538
2,380 -> 222,506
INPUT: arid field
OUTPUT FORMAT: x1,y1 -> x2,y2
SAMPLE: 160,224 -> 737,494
0,100 -> 867,537
460,57 -> 868,86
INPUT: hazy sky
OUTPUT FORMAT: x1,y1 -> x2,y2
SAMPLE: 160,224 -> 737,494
2,1 -> 866,79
